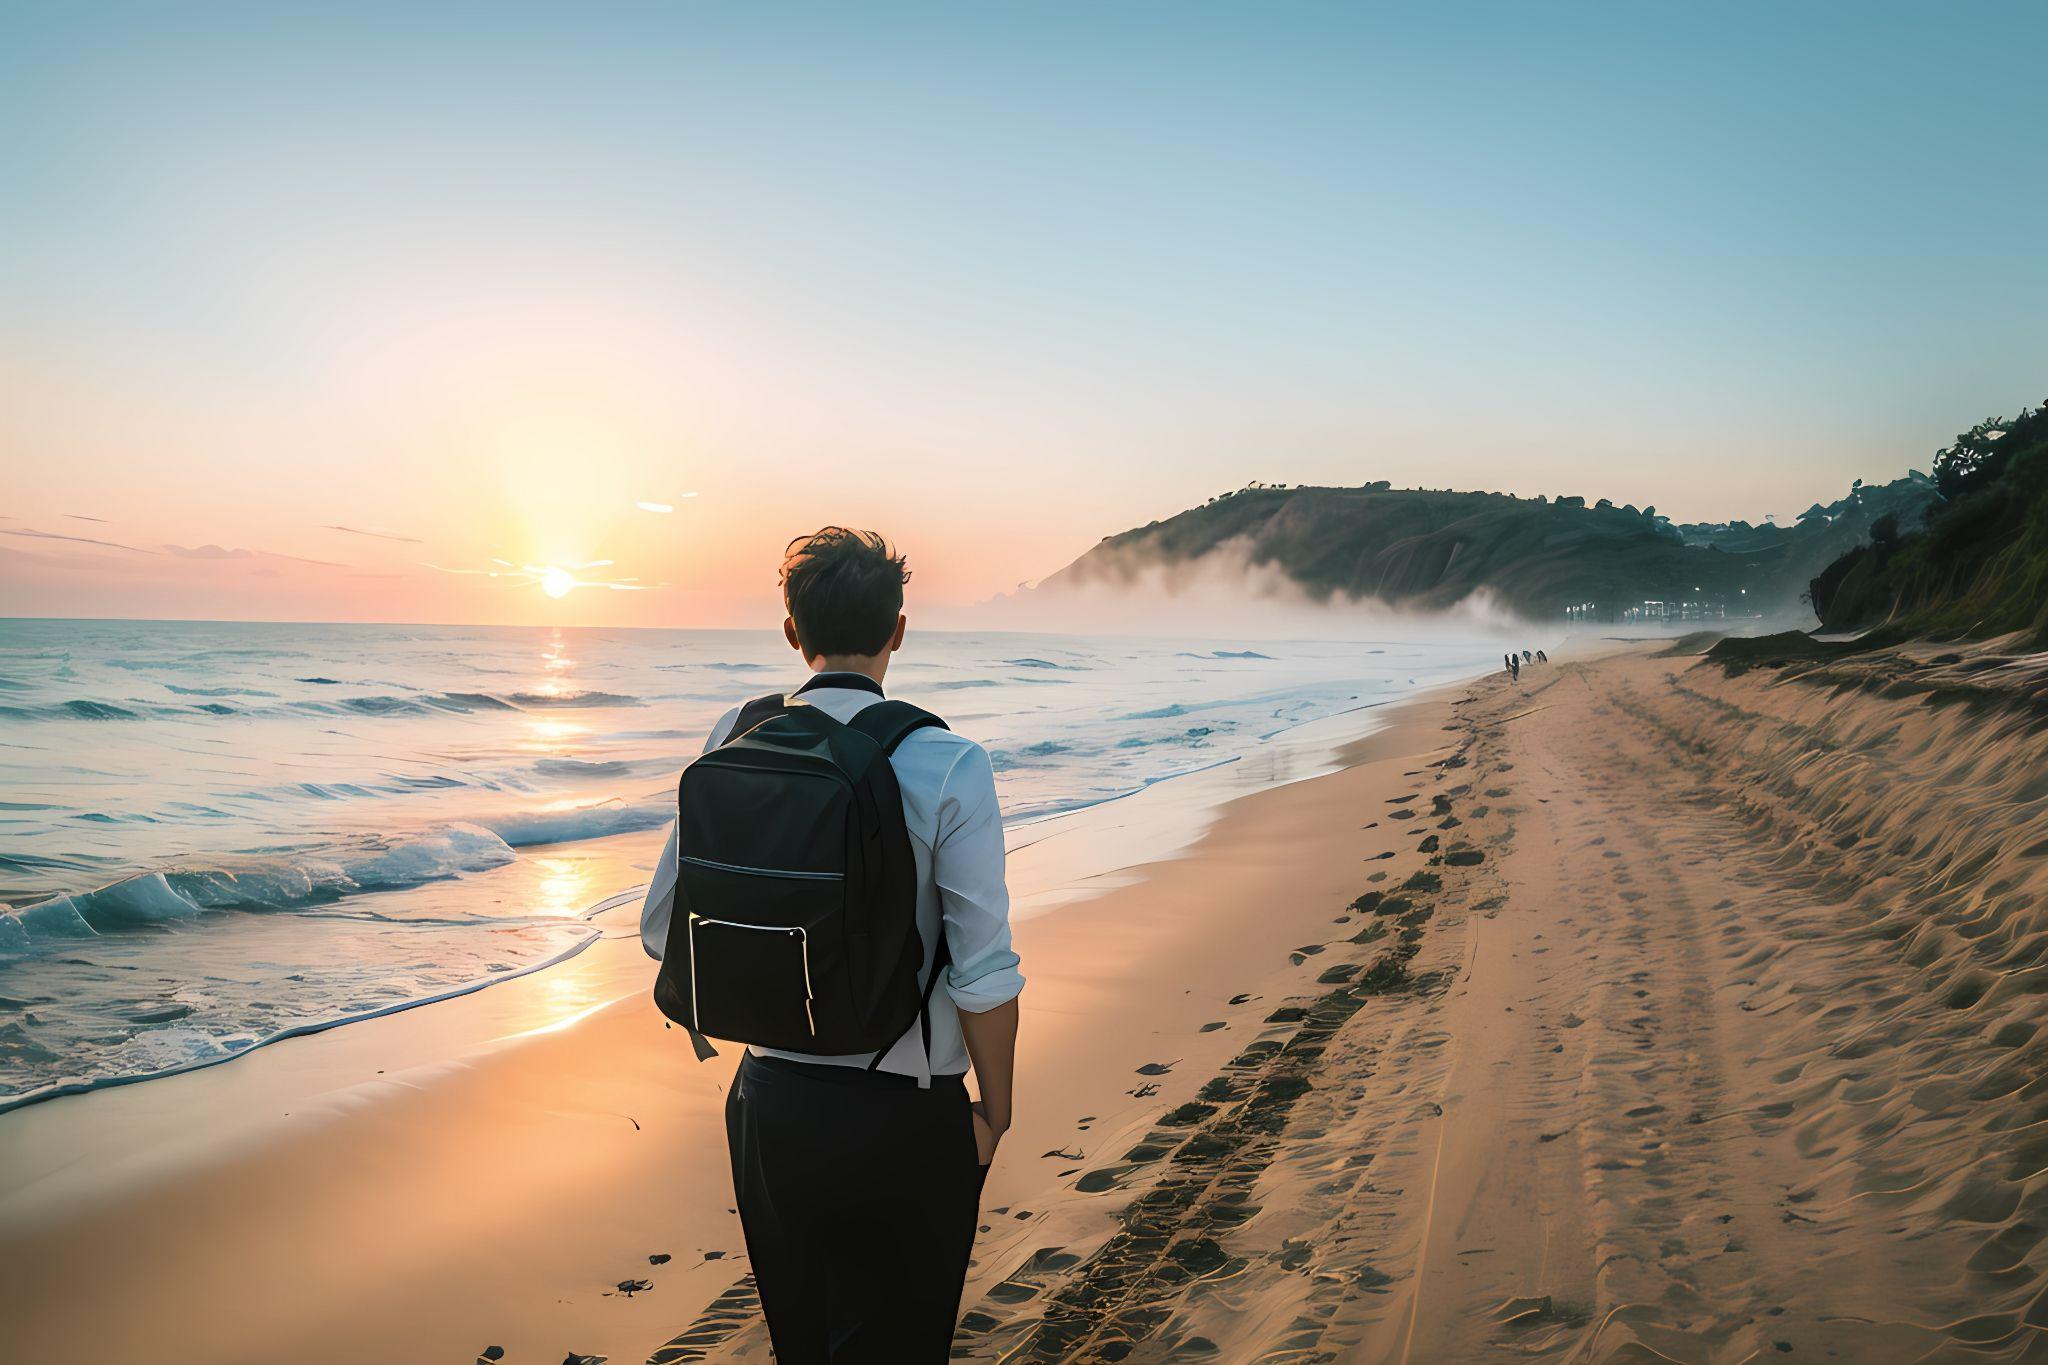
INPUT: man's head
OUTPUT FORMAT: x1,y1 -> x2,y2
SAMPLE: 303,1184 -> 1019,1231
779,527 -> 910,671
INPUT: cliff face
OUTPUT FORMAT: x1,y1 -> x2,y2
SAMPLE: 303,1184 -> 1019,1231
1045,475 -> 1932,620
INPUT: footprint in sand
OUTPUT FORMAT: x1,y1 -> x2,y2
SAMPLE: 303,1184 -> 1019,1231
1076,1165 -> 1139,1193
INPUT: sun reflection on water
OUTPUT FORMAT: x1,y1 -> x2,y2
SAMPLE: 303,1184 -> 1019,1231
530,855 -> 595,918
522,718 -> 586,750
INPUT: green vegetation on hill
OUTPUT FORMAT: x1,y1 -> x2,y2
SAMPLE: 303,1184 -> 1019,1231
1046,472 -> 1934,621
1812,401 -> 2048,640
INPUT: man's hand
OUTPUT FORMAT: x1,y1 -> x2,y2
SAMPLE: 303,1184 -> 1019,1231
960,996 -> 1019,1167
970,1099 -> 1007,1166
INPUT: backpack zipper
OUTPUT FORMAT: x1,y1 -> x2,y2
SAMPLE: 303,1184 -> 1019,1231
679,854 -> 844,881
687,915 -> 818,1037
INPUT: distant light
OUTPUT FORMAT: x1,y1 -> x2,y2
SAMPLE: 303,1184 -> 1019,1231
540,567 -> 575,598
636,501 -> 673,514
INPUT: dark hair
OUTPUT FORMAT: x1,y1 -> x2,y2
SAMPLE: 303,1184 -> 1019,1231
780,527 -> 910,658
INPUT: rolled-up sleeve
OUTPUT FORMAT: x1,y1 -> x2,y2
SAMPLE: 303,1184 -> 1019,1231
639,823 -> 678,960
640,706 -> 740,961
934,742 -> 1024,1012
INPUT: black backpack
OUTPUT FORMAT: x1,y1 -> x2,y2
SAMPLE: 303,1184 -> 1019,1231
653,691 -> 948,1064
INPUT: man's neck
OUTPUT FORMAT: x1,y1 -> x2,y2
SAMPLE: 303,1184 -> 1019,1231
807,655 -> 888,686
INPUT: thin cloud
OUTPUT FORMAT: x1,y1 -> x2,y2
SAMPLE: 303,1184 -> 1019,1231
1,527 -> 157,554
164,543 -> 348,568
324,524 -> 422,543
164,543 -> 254,560
65,513 -> 110,523
422,562 -> 511,577
636,494 -> 698,514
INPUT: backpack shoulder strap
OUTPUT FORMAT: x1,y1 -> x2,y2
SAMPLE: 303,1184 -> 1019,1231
722,692 -> 789,745
846,700 -> 948,755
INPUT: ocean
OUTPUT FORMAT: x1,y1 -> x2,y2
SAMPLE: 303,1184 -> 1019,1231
0,619 -> 1503,1108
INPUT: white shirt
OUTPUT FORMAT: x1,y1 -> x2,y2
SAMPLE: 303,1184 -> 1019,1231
640,674 -> 1024,1083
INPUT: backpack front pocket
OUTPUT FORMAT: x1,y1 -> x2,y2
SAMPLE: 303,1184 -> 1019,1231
687,915 -> 819,1048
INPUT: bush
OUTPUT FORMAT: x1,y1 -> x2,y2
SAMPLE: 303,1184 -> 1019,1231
1811,399 -> 2048,641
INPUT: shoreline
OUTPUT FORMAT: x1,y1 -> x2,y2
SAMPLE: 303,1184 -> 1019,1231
0,673 -> 1472,1362
1,643 -> 1484,1113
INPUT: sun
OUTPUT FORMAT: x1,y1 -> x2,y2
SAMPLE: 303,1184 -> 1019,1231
539,566 -> 576,599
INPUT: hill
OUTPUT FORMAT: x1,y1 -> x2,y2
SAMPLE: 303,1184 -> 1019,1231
1810,400 -> 2048,641
1042,473 -> 1935,622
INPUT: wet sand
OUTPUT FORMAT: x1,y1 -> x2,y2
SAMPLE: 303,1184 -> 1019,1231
0,689 -> 1458,1362
12,641 -> 2048,1362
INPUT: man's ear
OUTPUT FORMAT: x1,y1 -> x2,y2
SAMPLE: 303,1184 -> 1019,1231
783,617 -> 803,654
889,614 -> 907,653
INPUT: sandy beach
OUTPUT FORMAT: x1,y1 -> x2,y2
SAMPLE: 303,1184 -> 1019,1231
9,641 -> 2048,1362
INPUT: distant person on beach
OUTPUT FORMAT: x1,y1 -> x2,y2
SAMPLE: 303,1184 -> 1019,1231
1506,653 -> 1520,681
640,527 -> 1025,1361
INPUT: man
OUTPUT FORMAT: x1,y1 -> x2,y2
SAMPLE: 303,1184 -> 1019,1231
640,526 -> 1024,1361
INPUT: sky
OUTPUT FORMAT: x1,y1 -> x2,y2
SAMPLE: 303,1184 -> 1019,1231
3,0 -> 2043,626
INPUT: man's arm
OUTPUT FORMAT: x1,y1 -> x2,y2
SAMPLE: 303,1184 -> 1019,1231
932,741 -> 1025,1161
961,998 -> 1019,1160
641,704 -> 743,961
640,822 -> 679,960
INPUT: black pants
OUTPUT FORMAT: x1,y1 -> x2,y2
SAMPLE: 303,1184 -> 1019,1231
725,1052 -> 985,1363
